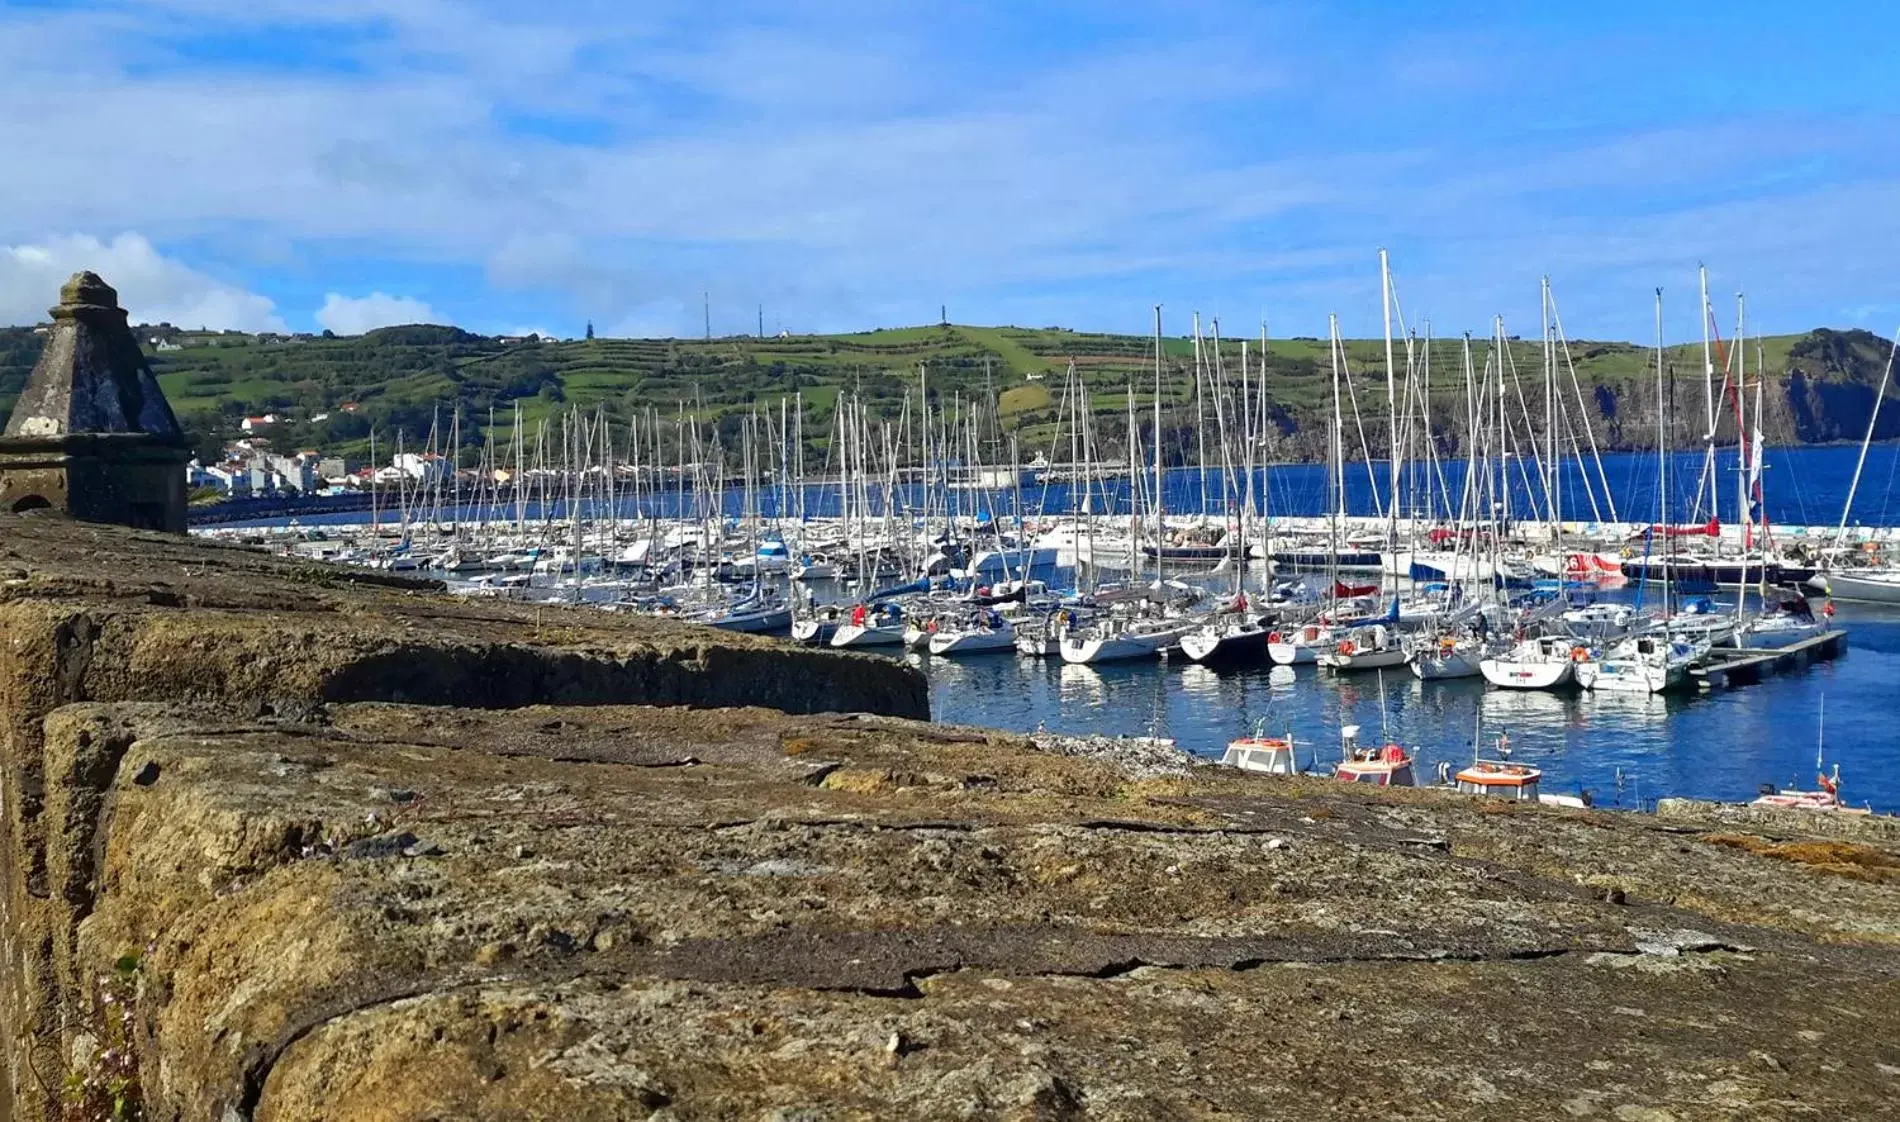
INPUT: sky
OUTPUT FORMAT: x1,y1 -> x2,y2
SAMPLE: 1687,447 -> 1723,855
1,0 -> 1897,343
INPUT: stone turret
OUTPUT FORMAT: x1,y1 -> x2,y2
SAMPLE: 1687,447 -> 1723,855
0,271 -> 190,531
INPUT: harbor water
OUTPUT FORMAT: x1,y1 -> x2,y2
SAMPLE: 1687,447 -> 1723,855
909,594 -> 1900,814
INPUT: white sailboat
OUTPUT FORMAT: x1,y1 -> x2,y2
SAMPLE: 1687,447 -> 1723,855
927,612 -> 1017,655
830,602 -> 907,647
1479,635 -> 1581,690
1576,632 -> 1699,694
1317,622 -> 1408,672
1409,634 -> 1486,680
1808,316 -> 1900,602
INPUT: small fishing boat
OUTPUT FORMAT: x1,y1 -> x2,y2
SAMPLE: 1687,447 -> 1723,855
1752,699 -> 1870,814
1219,731 -> 1298,775
1332,725 -> 1416,787
1453,759 -> 1545,802
1750,769 -> 1864,813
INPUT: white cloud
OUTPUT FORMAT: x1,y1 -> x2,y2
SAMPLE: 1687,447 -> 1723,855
0,233 -> 285,330
2,4 -> 1897,339
315,292 -> 443,335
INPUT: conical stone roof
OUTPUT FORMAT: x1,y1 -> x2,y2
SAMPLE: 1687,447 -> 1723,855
3,271 -> 185,443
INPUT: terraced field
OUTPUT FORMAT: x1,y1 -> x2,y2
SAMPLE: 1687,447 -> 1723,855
0,319 -> 1879,465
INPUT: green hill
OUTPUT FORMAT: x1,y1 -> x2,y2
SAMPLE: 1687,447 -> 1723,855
0,320 -> 1892,468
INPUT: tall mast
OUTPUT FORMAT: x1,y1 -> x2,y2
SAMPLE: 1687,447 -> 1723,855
1735,291 -> 1750,613
1696,264 -> 1718,523
1153,304 -> 1165,587
1656,288 -> 1672,619
1380,248 -> 1400,549
1542,277 -> 1557,544
1192,311 -> 1208,513
1832,329 -> 1899,549
1328,314 -> 1345,611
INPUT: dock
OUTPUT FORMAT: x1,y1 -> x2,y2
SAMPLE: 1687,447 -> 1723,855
1691,629 -> 1848,689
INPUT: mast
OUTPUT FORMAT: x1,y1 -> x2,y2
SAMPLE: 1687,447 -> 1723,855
1833,329 -> 1899,549
1696,264 -> 1718,523
1258,322 -> 1272,576
1380,248 -> 1400,550
1542,277 -> 1563,564
1192,312 -> 1208,514
1152,304 -> 1165,588
1328,314 -> 1345,614
369,426 -> 379,536
1735,291 -> 1749,628
1656,288 -> 1672,620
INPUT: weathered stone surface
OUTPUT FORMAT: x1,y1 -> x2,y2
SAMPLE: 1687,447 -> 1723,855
31,699 -> 1900,1120
2,515 -> 1899,1119
0,271 -> 190,531
0,514 -> 924,1120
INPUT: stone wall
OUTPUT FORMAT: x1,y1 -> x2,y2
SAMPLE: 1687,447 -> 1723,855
0,514 -> 925,1120
2,514 -> 1899,1120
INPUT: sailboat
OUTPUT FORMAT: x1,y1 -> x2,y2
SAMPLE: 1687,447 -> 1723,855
1060,307 -> 1197,665
1577,290 -> 1700,695
1575,630 -> 1699,694
1178,592 -> 1270,665
926,609 -> 1018,655
1806,328 -> 1900,603
1332,681 -> 1415,786
1751,697 -> 1868,813
830,601 -> 907,647
1317,619 -> 1408,672
1181,332 -> 1272,666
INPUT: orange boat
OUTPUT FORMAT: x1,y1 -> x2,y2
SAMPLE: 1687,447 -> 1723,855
1220,734 -> 1298,775
1454,760 -> 1544,802
1333,725 -> 1415,787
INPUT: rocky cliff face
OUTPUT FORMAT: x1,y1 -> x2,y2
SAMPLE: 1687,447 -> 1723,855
0,513 -> 924,1120
1256,328 -> 1900,464
1,514 -> 1898,1120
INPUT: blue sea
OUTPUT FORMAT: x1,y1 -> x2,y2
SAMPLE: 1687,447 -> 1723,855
228,442 -> 1900,531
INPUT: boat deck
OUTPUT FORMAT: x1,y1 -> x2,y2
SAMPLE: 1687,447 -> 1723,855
1691,629 -> 1849,689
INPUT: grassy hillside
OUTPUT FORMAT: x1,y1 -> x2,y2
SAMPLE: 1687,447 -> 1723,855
0,320 -> 1890,468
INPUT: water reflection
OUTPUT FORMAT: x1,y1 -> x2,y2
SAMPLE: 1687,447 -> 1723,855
897,606 -> 1900,810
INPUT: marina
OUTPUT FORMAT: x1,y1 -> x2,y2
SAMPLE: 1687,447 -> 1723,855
191,276 -> 1900,819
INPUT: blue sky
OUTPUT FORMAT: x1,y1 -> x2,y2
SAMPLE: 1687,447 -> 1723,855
2,0 -> 1897,342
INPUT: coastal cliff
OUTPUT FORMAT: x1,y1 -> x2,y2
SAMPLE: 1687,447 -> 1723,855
0,514 -> 1897,1119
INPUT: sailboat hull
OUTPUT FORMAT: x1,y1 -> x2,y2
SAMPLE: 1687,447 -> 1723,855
1266,640 -> 1321,666
929,628 -> 1017,655
1410,648 -> 1483,680
790,619 -> 838,645
1808,570 -> 1900,604
830,624 -> 906,648
1577,659 -> 1689,694
1480,659 -> 1576,690
1059,626 -> 1184,664
1318,646 -> 1408,672
706,607 -> 792,633
1178,625 -> 1269,665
